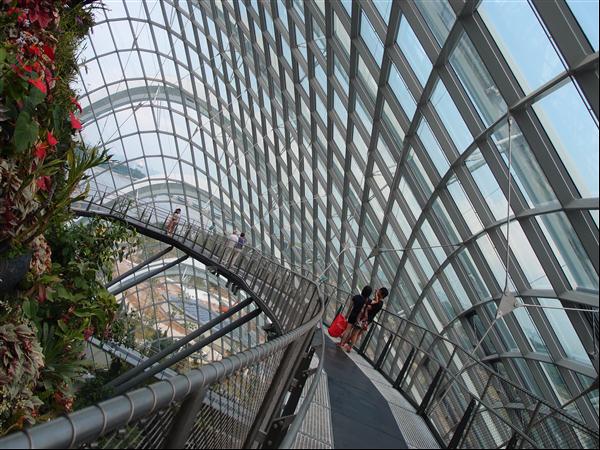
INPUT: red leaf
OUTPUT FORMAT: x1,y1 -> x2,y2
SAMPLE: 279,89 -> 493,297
38,285 -> 47,304
69,111 -> 82,130
28,77 -> 47,95
28,44 -> 42,58
43,44 -> 55,61
36,176 -> 51,191
71,96 -> 83,113
35,142 -> 48,160
47,131 -> 58,146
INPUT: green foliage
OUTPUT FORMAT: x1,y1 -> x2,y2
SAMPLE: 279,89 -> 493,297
13,111 -> 39,153
8,218 -> 138,429
48,216 -> 139,279
73,359 -> 129,411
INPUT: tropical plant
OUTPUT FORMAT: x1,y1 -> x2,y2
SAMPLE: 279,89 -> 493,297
0,317 -> 44,436
15,218 -> 138,420
0,0 -> 106,257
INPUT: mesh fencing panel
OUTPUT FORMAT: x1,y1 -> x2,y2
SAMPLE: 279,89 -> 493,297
185,348 -> 285,448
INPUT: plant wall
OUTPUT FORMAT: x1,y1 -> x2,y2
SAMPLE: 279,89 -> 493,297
0,0 -> 138,436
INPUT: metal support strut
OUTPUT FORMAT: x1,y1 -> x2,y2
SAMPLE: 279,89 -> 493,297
108,254 -> 189,295
262,347 -> 317,449
106,298 -> 256,391
106,246 -> 174,288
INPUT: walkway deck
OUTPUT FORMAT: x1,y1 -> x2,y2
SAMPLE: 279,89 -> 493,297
295,332 -> 440,449
323,337 -> 407,449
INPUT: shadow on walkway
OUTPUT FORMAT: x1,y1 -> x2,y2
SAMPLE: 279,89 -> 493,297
323,337 -> 407,449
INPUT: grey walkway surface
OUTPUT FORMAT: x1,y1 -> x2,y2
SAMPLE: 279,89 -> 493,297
295,332 -> 440,449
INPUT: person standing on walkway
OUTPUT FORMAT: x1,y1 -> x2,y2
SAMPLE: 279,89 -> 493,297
338,286 -> 373,352
348,287 -> 388,350
225,229 -> 239,262
166,208 -> 181,236
231,232 -> 247,266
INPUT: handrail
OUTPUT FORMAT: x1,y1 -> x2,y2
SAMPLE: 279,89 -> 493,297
0,306 -> 323,449
0,188 -> 327,449
326,297 -> 599,448
279,324 -> 326,449
85,181 -> 316,281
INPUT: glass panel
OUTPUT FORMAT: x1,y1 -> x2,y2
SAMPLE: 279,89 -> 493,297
537,212 -> 598,292
397,16 -> 432,87
566,0 -> 599,50
388,63 -> 417,120
431,79 -> 473,154
532,80 -> 599,198
415,0 -> 455,45
450,34 -> 507,126
540,299 -> 590,365
478,0 -> 565,93
361,12 -> 384,65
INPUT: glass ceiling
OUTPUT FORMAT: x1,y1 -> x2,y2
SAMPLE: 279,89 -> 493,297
77,0 -> 599,430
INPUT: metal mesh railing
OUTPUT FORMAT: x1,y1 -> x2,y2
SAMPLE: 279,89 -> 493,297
325,298 -> 599,449
0,188 -> 324,449
0,313 -> 319,449
74,185 -> 321,334
184,348 -> 285,449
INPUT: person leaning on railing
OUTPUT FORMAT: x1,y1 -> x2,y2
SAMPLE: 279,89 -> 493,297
338,286 -> 373,352
347,287 -> 388,352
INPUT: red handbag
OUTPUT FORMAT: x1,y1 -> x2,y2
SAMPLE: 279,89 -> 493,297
328,314 -> 348,338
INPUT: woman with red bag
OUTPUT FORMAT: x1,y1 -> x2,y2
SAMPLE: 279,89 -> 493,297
337,286 -> 373,352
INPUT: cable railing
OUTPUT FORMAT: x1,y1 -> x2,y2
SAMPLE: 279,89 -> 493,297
0,189 -> 325,449
324,298 -> 599,449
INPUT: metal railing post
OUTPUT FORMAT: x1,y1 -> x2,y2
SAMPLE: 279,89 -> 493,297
358,322 -> 377,355
447,397 -> 478,449
374,334 -> 395,370
416,367 -> 445,416
394,347 -> 416,389
162,387 -> 207,449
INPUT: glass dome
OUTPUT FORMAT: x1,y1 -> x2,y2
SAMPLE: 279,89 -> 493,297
76,0 -> 599,431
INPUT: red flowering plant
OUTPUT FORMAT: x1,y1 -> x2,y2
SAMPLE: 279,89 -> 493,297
0,0 -> 135,435
0,0 -> 107,261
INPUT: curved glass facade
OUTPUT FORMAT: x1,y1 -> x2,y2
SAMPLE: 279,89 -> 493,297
77,0 -> 598,430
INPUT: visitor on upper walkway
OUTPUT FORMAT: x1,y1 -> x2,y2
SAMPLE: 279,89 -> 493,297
348,287 -> 389,350
223,229 -> 239,263
235,232 -> 247,249
337,285 -> 373,352
231,232 -> 247,266
166,208 -> 181,236
228,229 -> 239,247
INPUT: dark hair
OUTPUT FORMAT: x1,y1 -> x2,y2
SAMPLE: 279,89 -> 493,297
240,232 -> 245,237
378,287 -> 389,299
175,208 -> 181,213
361,286 -> 373,298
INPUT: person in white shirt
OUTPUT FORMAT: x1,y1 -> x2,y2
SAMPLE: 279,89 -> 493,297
228,230 -> 239,247
225,229 -> 238,263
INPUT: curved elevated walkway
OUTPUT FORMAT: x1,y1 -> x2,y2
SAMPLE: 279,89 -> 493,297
2,191 -> 596,449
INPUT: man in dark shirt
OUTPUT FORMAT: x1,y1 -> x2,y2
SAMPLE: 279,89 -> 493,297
338,286 -> 373,350
348,287 -> 389,350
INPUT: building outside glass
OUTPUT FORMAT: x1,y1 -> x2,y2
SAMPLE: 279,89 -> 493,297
74,0 -> 598,444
